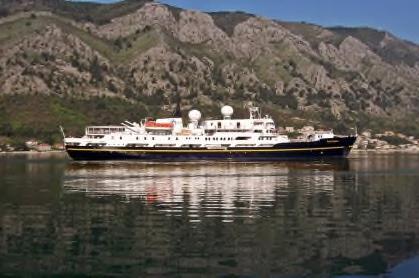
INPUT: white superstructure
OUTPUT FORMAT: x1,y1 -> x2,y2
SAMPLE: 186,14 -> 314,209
64,106 -> 334,148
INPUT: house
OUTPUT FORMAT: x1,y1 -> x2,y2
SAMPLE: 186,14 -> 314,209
34,144 -> 52,152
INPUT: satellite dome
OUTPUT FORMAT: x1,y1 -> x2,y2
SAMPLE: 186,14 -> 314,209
221,105 -> 234,118
188,110 -> 202,122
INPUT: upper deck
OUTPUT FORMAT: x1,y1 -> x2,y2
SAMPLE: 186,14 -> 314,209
64,105 -> 334,148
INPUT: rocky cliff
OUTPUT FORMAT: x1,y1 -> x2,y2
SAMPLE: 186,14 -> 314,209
0,0 -> 419,143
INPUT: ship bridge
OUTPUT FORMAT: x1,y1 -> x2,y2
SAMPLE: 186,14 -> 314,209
202,106 -> 276,134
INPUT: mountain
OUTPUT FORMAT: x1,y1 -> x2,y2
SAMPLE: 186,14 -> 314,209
0,0 -> 419,145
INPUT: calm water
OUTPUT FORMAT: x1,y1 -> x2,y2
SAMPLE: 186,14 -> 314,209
1,153 -> 419,277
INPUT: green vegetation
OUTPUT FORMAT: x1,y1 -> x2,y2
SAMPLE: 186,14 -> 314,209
329,27 -> 419,67
0,95 -> 149,145
286,131 -> 303,139
0,0 -> 152,25
210,11 -> 253,37
0,15 -> 159,64
1,93 -> 417,149
112,30 -> 160,64
348,112 -> 419,138
277,21 -> 338,49
379,135 -> 411,146
329,27 -> 386,48
277,23 -> 419,67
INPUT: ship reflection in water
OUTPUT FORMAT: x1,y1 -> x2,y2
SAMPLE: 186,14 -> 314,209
1,153 -> 419,277
64,161 -> 343,223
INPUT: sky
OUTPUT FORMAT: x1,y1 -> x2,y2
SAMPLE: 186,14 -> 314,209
81,0 -> 419,43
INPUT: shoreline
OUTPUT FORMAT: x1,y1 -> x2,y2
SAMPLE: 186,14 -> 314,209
351,149 -> 419,154
0,150 -> 66,155
1,149 -> 419,155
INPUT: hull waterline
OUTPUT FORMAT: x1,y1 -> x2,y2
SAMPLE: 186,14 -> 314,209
65,136 -> 357,161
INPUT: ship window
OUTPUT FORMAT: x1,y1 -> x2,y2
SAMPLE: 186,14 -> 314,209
237,122 -> 241,128
218,122 -> 221,128
176,137 -> 178,140
120,137 -> 122,140
136,137 -> 138,140
152,137 -> 154,140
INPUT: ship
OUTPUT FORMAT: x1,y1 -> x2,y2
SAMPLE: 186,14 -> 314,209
63,105 -> 357,161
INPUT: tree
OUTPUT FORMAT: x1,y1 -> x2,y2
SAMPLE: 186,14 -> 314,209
90,56 -> 103,83
0,122 -> 13,137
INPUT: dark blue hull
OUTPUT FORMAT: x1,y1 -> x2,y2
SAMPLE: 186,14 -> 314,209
66,136 -> 357,161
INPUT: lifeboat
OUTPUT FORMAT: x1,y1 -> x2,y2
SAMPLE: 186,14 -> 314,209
145,121 -> 174,130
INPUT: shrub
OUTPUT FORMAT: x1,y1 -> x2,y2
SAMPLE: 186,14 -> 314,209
379,136 -> 411,146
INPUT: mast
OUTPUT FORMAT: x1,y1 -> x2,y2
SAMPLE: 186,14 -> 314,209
249,107 -> 261,119
172,92 -> 182,118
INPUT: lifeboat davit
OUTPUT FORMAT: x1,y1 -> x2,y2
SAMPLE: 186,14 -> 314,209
145,121 -> 174,130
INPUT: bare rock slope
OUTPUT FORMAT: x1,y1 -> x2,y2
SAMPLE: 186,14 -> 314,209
0,0 -> 419,140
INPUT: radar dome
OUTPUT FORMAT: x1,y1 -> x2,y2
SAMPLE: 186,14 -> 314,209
221,105 -> 234,118
188,110 -> 202,122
